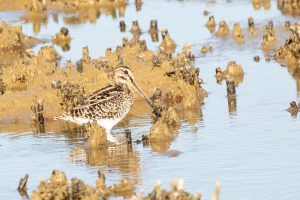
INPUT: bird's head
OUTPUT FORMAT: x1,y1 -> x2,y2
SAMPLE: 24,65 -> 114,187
113,66 -> 158,113
113,66 -> 135,87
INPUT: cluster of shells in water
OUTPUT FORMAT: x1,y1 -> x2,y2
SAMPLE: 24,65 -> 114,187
17,170 -> 221,200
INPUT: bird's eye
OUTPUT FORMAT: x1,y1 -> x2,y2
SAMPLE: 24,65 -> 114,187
124,70 -> 128,74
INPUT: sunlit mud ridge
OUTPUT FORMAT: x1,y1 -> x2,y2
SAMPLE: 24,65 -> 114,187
277,0 -> 300,16
0,31 -> 206,126
18,170 -> 221,200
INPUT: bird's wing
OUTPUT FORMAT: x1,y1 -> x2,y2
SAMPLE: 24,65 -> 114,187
71,85 -> 122,110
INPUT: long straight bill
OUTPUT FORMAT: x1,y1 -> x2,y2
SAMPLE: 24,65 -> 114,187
132,81 -> 157,110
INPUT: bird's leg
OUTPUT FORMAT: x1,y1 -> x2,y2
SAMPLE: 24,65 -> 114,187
106,131 -> 119,143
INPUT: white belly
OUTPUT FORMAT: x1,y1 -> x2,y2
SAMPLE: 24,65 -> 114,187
61,115 -> 92,125
97,108 -> 130,133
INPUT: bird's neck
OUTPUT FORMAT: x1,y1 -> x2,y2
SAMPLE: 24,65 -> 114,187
114,82 -> 132,91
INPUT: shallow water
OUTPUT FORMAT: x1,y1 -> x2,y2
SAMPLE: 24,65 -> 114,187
1,0 -> 300,199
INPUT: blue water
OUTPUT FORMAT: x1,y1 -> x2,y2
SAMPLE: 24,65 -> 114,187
1,0 -> 300,199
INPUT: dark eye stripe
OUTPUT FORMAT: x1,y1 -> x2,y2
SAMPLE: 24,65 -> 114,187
129,77 -> 134,83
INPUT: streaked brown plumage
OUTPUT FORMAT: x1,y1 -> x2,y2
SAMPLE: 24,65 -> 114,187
56,66 -> 155,143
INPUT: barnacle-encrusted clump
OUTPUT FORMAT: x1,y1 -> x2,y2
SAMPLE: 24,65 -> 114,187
277,0 -> 300,16
131,179 -> 202,200
223,61 -> 244,77
252,0 -> 271,10
28,170 -> 215,200
232,22 -> 245,43
149,107 -> 180,142
130,21 -> 141,36
0,22 -> 40,51
52,27 -> 71,51
287,101 -> 299,116
206,16 -> 216,33
216,21 -> 229,37
160,29 -> 176,53
30,170 -> 135,199
275,23 -> 300,64
201,45 -> 213,54
215,61 -> 244,86
31,170 -> 70,200
261,21 -> 276,51
38,46 -> 61,62
25,0 -> 47,13
248,17 -> 256,35
85,123 -> 107,147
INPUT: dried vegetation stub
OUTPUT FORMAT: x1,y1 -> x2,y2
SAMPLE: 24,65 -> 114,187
275,23 -> 300,64
0,33 -> 206,123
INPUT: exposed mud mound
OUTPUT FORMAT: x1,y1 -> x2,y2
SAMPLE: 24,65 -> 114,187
0,36 -> 206,123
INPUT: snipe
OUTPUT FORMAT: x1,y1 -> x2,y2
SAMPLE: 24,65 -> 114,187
55,66 -> 156,142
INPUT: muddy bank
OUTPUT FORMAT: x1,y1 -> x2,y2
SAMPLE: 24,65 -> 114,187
0,0 -> 127,12
0,33 -> 206,124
